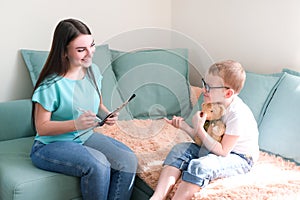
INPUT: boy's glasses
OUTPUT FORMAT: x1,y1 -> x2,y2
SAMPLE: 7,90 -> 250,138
202,78 -> 230,93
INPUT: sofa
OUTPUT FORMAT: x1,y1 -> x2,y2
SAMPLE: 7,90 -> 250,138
1,44 -> 300,200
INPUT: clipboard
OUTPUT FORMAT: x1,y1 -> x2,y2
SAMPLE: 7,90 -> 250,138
97,93 -> 136,126
73,94 -> 136,140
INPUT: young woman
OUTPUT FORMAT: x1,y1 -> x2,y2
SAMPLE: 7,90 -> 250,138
30,18 -> 137,200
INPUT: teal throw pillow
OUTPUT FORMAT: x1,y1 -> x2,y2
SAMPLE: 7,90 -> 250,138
21,45 -> 123,116
21,49 -> 48,86
185,94 -> 204,126
258,73 -> 300,164
238,71 -> 285,125
92,45 -> 123,112
282,68 -> 300,76
111,48 -> 192,119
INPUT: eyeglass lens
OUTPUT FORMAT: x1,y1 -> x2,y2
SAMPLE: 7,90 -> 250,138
202,78 -> 210,92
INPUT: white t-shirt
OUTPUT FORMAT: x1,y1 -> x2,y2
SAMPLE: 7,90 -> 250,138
222,96 -> 259,161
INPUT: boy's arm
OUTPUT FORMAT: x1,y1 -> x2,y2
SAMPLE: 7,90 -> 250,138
193,111 -> 239,156
164,117 -> 195,139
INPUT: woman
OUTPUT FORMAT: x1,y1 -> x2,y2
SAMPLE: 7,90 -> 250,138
30,18 -> 137,200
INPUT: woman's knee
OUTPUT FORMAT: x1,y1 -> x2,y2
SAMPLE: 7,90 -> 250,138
85,146 -> 111,168
117,150 -> 138,173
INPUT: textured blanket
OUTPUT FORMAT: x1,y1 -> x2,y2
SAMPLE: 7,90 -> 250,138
95,119 -> 300,200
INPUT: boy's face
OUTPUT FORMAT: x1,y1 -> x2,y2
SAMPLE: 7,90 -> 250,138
202,74 -> 229,103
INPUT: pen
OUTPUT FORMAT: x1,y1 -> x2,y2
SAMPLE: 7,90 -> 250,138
73,126 -> 95,140
74,94 -> 136,140
77,107 -> 102,122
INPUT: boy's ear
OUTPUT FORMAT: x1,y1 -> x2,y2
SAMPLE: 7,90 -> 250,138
225,88 -> 235,98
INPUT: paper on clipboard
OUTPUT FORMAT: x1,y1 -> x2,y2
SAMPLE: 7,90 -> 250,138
73,94 -> 136,140
98,93 -> 136,126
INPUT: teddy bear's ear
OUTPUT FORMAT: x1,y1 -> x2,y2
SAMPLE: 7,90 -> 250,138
214,102 -> 226,116
219,104 -> 226,116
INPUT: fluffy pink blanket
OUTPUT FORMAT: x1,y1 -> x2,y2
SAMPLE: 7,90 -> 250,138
95,119 -> 300,199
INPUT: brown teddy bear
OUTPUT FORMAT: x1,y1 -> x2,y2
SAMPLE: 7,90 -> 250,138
194,102 -> 226,146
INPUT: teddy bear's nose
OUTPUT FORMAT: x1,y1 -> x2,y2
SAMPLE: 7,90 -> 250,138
200,112 -> 204,117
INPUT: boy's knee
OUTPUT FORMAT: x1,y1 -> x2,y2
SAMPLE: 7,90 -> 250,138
188,158 -> 213,175
171,142 -> 194,155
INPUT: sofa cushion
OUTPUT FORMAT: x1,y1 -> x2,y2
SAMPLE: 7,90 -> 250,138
258,72 -> 300,164
0,99 -> 35,141
21,49 -> 48,86
91,45 -> 124,112
282,68 -> 300,76
185,94 -> 204,126
0,137 -> 81,200
238,71 -> 285,125
111,48 -> 192,119
21,45 -> 123,112
186,71 -> 285,127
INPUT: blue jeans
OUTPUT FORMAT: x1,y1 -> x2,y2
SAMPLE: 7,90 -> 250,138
30,133 -> 138,200
163,142 -> 252,188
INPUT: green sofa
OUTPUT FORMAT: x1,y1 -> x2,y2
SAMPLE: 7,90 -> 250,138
1,45 -> 192,200
1,44 -> 300,199
0,99 -> 155,200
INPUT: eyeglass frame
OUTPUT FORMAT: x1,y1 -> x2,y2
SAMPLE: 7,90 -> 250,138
201,78 -> 230,93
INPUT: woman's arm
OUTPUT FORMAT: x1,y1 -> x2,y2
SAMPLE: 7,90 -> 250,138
98,96 -> 118,126
34,103 -> 98,136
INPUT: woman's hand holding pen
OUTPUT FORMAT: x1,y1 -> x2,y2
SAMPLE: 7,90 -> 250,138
75,110 -> 98,130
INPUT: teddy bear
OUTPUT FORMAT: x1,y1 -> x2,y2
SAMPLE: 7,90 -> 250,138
194,102 -> 226,146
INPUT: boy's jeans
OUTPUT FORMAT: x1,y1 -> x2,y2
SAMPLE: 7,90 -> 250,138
164,142 -> 252,188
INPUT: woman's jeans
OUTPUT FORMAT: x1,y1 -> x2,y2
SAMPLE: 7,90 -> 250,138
30,133 -> 138,200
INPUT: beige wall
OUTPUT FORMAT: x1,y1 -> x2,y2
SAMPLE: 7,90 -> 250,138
0,0 -> 172,102
172,0 -> 300,75
2,0 -> 300,101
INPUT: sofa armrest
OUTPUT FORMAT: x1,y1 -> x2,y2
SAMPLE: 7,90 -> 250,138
0,99 -> 35,141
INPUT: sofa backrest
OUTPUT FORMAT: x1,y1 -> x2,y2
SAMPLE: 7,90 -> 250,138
0,99 -> 35,141
21,45 -> 193,120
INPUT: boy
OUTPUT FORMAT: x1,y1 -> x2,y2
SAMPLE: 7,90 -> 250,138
150,60 -> 259,200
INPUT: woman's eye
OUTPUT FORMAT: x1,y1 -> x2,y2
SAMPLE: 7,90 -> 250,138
77,49 -> 85,52
91,43 -> 95,47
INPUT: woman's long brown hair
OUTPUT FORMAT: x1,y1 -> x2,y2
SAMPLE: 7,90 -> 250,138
31,19 -> 92,131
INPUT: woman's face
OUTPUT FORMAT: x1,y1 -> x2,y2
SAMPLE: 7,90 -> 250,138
66,34 -> 95,69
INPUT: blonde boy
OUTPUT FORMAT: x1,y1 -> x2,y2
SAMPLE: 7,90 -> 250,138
150,60 -> 259,200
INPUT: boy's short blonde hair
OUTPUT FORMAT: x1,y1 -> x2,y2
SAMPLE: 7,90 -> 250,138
208,60 -> 246,94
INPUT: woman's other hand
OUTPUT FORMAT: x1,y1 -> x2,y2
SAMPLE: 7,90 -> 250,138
104,112 -> 119,126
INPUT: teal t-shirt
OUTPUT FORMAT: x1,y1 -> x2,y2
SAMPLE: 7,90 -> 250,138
32,64 -> 102,144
